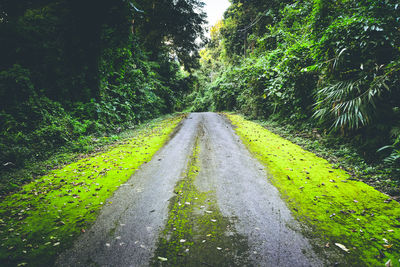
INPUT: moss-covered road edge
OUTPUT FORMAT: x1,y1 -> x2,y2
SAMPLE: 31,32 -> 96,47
227,114 -> 400,266
0,114 -> 185,266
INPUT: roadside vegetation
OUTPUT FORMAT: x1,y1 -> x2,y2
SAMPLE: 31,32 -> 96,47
250,116 -> 400,197
0,0 -> 206,195
0,115 -> 184,266
187,0 -> 400,195
228,114 -> 400,266
1,0 -> 400,265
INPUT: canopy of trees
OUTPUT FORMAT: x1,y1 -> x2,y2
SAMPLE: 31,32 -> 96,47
0,0 -> 206,176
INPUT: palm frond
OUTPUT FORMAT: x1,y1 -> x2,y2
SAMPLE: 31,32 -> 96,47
313,71 -> 391,130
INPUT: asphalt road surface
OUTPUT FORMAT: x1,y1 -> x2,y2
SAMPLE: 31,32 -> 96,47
56,112 -> 323,266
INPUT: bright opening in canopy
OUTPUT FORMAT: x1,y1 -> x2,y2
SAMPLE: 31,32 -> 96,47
202,0 -> 230,35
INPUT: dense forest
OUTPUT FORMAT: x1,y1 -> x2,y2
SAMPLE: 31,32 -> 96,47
0,0 -> 206,193
1,0 -> 400,266
1,0 -> 399,194
189,0 -> 400,188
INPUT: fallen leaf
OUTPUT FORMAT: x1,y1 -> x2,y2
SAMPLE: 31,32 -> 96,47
217,247 -> 222,250
211,219 -> 217,222
180,239 -> 186,243
158,257 -> 168,262
383,244 -> 393,249
385,259 -> 393,267
335,243 -> 350,253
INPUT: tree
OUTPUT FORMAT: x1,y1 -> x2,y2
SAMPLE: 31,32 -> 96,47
135,0 -> 207,70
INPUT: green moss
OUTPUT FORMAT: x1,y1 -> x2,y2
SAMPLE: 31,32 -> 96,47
227,114 -> 400,266
0,115 -> 185,266
152,139 -> 250,266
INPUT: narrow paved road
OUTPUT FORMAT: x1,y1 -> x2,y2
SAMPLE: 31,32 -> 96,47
57,113 -> 323,266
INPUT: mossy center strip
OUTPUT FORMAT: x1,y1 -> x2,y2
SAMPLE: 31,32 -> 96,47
0,115 -> 184,266
228,114 -> 400,266
152,139 -> 251,267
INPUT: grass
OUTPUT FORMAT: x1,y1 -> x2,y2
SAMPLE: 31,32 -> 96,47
0,115 -> 185,196
0,135 -> 120,196
0,114 -> 185,266
227,114 -> 400,266
252,116 -> 400,197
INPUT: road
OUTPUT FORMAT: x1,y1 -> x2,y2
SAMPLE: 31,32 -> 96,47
56,112 -> 323,266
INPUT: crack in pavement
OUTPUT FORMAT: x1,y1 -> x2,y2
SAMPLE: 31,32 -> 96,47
56,112 -> 324,266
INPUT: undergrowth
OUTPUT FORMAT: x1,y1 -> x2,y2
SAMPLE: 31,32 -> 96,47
251,115 -> 400,197
0,114 -> 183,196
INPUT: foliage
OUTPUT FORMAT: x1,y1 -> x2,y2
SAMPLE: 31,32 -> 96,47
190,0 -> 400,175
0,0 -> 206,190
